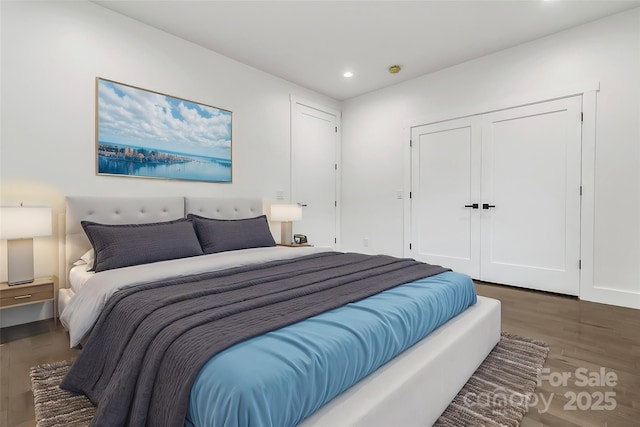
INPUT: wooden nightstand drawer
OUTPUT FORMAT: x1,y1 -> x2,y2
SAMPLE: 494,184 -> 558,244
0,282 -> 53,307
0,276 -> 58,326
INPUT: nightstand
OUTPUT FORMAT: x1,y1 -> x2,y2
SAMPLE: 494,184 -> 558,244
0,277 -> 57,325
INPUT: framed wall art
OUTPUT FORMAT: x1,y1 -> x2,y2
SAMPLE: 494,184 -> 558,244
96,78 -> 232,183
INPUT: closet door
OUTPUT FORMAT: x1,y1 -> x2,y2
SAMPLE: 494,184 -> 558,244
480,96 -> 582,295
410,117 -> 482,277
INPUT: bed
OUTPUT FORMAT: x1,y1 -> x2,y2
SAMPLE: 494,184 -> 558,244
58,196 -> 501,427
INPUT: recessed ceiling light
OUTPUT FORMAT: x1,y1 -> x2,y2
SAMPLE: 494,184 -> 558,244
343,71 -> 353,78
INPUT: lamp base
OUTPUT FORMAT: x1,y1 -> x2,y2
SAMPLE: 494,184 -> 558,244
280,221 -> 293,245
7,238 -> 35,285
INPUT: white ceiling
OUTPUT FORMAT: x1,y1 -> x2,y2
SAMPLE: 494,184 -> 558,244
92,0 -> 640,101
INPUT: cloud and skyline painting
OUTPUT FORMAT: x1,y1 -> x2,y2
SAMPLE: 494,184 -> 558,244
96,78 -> 232,182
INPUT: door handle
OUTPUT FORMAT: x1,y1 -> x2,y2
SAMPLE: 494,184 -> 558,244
483,203 -> 496,209
464,204 -> 479,209
298,203 -> 308,207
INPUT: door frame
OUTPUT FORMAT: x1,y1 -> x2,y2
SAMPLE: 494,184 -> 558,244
403,81 -> 599,300
290,95 -> 342,249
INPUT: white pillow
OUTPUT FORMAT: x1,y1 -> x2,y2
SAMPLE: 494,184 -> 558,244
73,249 -> 95,269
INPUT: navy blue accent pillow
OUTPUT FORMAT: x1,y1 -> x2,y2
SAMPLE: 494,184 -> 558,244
187,214 -> 276,254
81,218 -> 204,272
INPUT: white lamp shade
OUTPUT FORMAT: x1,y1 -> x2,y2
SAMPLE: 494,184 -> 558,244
270,204 -> 302,222
0,206 -> 52,239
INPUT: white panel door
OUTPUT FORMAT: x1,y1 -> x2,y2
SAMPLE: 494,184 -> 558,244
480,96 -> 582,295
410,117 -> 482,277
291,101 -> 338,248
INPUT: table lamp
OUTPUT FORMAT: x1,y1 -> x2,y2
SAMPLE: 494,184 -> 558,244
270,204 -> 303,245
0,205 -> 52,285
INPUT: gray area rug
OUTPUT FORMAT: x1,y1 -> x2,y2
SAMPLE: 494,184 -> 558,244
434,332 -> 549,426
30,332 -> 549,427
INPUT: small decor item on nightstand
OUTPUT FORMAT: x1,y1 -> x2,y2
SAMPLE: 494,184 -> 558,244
0,205 -> 52,285
294,234 -> 307,245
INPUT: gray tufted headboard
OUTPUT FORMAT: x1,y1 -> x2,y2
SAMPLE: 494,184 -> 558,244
185,197 -> 264,220
63,196 -> 265,288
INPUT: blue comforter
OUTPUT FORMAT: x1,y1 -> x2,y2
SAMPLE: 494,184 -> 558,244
186,271 -> 476,427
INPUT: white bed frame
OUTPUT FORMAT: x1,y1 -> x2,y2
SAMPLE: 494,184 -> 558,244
60,196 -> 501,427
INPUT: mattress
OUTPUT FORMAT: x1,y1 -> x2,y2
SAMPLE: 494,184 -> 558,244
61,249 -> 481,426
68,264 -> 93,294
186,271 -> 476,427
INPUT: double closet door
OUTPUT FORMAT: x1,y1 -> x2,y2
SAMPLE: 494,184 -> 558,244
410,96 -> 582,295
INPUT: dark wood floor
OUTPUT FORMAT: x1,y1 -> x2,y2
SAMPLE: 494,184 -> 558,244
1,283 -> 638,426
476,282 -> 640,427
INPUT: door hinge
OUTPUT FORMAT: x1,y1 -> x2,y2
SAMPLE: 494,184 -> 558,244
335,163 -> 338,170
409,192 -> 412,199
335,237 -> 337,244
579,259 -> 582,270
334,201 -> 337,207
580,186 -> 583,196
409,243 -> 412,250
409,140 -> 413,147
335,126 -> 338,133
581,112 -> 584,122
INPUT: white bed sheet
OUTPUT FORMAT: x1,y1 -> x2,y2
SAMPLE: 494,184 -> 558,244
68,264 -> 93,294
60,246 -> 331,347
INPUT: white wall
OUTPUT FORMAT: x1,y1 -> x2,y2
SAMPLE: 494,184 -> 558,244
341,8 -> 640,309
0,1 -> 338,326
